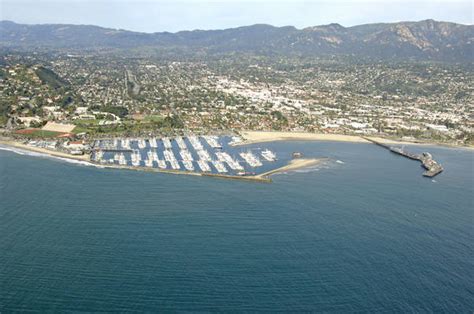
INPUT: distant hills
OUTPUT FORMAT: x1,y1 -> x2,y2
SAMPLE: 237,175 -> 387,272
1,20 -> 473,61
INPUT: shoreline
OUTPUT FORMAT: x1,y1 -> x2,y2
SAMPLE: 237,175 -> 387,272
0,139 -> 322,182
256,158 -> 328,178
236,131 -> 473,149
0,140 -> 91,161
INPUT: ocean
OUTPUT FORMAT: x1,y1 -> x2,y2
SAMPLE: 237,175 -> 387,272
1,141 -> 473,312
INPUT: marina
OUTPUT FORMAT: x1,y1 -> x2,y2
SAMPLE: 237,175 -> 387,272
91,135 -> 279,178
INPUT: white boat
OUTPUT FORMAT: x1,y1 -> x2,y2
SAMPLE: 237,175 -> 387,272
261,149 -> 277,162
197,149 -> 212,161
188,135 -> 203,150
179,149 -> 193,161
182,160 -> 194,171
202,135 -> 222,149
157,159 -> 167,169
131,150 -> 141,167
121,138 -> 131,149
118,153 -> 127,165
197,160 -> 211,172
138,139 -> 147,149
175,137 -> 188,150
163,149 -> 180,170
144,159 -> 154,167
229,136 -> 242,145
162,137 -> 172,149
149,138 -> 158,148
215,151 -> 244,171
212,160 -> 227,173
239,151 -> 262,167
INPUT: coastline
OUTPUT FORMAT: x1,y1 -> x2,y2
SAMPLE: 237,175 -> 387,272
0,139 -> 322,182
256,158 -> 328,178
1,132 -> 468,182
236,131 -> 473,149
0,140 -> 91,161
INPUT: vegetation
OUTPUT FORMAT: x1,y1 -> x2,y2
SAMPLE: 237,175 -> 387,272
34,66 -> 67,89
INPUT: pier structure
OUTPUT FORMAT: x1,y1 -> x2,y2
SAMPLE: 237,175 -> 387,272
364,137 -> 443,177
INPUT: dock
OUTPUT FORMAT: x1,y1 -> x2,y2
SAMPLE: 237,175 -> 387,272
364,137 -> 443,177
97,148 -> 133,153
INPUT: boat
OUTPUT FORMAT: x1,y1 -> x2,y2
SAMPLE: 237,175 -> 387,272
131,150 -> 141,166
215,151 -> 244,171
162,137 -> 173,149
202,135 -> 222,149
163,149 -> 180,170
175,137 -> 188,150
182,160 -> 194,171
212,160 -> 227,173
197,149 -> 212,161
229,136 -> 242,145
261,149 -> 277,162
239,151 -> 262,167
197,159 -> 211,172
188,135 -> 204,150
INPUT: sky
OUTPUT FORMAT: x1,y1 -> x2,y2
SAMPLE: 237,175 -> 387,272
0,0 -> 472,33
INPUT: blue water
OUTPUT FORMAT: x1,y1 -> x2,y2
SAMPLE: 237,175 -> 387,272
1,141 -> 473,312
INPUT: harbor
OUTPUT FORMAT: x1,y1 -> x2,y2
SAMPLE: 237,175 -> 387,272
364,137 -> 444,177
90,135 -> 286,180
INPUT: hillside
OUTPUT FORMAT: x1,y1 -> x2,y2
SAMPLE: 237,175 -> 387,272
1,20 -> 472,61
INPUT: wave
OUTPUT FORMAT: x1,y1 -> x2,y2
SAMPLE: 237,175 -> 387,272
0,144 -> 101,168
336,160 -> 345,164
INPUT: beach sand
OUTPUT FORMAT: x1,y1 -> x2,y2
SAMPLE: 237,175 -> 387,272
256,158 -> 327,179
0,140 -> 90,161
237,131 -> 472,148
237,131 -> 368,145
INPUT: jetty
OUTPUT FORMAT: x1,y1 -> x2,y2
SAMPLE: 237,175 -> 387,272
364,137 -> 443,177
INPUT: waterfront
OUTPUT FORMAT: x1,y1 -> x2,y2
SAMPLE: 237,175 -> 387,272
1,141 -> 473,312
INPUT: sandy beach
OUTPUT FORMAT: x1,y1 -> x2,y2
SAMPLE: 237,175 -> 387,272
256,158 -> 328,178
237,131 -> 473,149
237,131 -> 368,145
0,140 -> 91,161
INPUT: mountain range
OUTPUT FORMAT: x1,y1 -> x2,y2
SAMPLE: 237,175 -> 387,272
1,20 -> 473,61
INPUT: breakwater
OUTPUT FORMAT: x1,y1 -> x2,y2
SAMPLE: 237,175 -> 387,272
364,137 -> 443,177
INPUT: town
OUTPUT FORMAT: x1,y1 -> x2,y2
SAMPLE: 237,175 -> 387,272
1,52 -> 472,154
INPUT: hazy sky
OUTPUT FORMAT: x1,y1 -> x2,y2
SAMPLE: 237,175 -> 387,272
1,0 -> 472,32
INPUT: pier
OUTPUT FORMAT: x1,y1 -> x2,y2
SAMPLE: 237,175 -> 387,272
364,137 -> 443,177
96,148 -> 133,153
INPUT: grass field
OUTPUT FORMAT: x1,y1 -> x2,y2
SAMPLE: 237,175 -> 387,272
15,129 -> 64,138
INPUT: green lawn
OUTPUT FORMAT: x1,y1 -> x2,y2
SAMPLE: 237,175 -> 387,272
143,115 -> 164,122
73,119 -> 101,126
19,129 -> 64,138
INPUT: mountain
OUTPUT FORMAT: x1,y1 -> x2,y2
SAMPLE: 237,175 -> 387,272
1,20 -> 472,61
